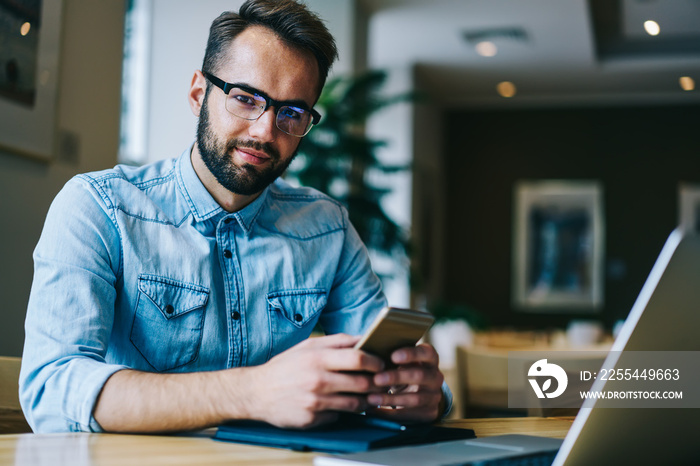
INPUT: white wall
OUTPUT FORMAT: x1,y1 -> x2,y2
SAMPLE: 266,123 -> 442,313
363,7 -> 419,307
141,0 -> 356,164
365,67 -> 414,308
0,0 -> 126,356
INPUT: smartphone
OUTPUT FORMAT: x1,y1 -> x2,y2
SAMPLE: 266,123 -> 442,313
354,306 -> 435,364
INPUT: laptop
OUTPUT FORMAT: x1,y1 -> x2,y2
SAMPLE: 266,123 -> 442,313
314,228 -> 700,466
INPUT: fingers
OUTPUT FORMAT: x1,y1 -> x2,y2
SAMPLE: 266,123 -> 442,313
367,387 -> 442,410
294,333 -> 362,350
305,370 -> 376,395
272,403 -> 352,429
280,334 -> 385,373
322,347 -> 385,373
366,382 -> 445,423
373,363 -> 444,389
316,394 -> 369,413
390,343 -> 439,366
280,392 -> 373,428
366,344 -> 445,422
372,343 -> 441,390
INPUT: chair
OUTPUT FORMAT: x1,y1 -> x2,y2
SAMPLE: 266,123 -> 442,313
455,341 -> 609,418
0,357 -> 31,433
455,345 -> 526,417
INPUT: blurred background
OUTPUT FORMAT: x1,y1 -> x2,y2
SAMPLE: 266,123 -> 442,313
1,0 -> 700,364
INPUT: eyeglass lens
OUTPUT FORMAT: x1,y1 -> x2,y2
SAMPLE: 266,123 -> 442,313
225,87 -> 313,136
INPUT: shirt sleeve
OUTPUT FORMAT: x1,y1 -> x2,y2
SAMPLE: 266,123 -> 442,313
317,206 -> 388,335
19,176 -> 128,433
441,380 -> 454,418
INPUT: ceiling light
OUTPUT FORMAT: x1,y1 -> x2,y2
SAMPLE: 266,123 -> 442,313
643,20 -> 660,36
497,81 -> 516,98
20,22 -> 31,36
679,76 -> 695,91
475,41 -> 498,57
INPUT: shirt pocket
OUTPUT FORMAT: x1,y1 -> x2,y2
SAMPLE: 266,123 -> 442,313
130,274 -> 209,372
267,289 -> 327,359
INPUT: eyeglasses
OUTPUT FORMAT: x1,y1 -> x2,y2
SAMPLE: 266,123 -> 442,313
202,71 -> 321,137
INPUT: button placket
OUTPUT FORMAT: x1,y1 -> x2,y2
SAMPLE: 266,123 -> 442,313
221,217 -> 234,260
217,216 -> 244,368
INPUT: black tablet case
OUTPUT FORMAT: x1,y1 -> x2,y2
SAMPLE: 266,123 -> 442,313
214,414 -> 476,453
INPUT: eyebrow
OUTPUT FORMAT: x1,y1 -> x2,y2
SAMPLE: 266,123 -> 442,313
232,82 -> 313,111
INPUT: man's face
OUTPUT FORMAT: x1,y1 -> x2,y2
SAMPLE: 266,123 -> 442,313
195,26 -> 320,196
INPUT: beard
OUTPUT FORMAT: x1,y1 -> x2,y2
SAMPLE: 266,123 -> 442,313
196,93 -> 297,196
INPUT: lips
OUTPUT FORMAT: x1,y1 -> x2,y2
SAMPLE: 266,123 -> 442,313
234,147 -> 271,166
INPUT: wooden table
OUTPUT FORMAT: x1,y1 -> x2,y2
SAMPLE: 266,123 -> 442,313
0,417 -> 574,466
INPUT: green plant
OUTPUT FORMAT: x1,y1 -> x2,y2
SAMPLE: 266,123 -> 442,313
290,70 -> 414,264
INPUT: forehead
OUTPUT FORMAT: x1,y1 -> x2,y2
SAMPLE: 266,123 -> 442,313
217,26 -> 320,105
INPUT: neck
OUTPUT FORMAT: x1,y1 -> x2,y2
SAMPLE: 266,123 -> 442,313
190,144 -> 261,213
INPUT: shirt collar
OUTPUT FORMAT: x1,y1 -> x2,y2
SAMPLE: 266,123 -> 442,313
176,145 -> 269,235
176,145 -> 223,222
231,184 -> 269,234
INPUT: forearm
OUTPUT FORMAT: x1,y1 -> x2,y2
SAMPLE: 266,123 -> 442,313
94,334 -> 384,433
93,367 -> 256,433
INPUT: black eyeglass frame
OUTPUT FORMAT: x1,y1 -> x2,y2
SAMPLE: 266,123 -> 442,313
202,71 -> 321,135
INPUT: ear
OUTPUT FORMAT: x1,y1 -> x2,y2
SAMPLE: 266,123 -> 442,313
188,70 -> 207,117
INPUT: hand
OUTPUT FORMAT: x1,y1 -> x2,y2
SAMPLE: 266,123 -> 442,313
246,334 -> 385,429
365,343 -> 445,422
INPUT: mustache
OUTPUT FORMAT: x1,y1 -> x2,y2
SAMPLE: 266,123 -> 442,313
225,138 -> 280,161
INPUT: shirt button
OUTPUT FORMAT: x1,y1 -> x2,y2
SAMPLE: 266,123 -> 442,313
224,218 -> 232,224
165,304 -> 174,314
223,249 -> 232,258
294,313 -> 303,322
231,311 -> 240,320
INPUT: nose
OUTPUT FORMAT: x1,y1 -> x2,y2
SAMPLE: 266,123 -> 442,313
247,107 -> 278,141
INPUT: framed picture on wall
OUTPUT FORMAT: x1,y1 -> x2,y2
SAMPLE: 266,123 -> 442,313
678,183 -> 700,233
512,180 -> 604,312
0,0 -> 63,160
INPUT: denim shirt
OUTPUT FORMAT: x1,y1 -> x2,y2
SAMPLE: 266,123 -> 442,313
20,148 -> 452,433
19,146 -> 393,431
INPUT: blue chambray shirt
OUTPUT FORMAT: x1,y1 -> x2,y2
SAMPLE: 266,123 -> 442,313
20,147 -> 452,432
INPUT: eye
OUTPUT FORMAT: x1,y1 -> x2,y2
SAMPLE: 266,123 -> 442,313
233,95 -> 256,106
279,106 -> 304,121
230,90 -> 262,108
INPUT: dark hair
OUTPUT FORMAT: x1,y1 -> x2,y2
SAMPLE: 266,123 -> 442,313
202,0 -> 338,95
